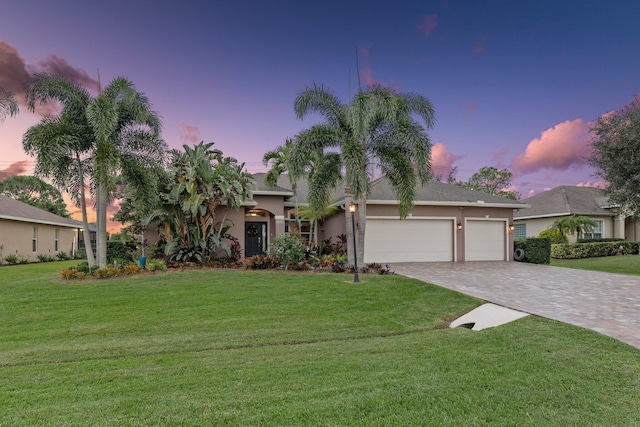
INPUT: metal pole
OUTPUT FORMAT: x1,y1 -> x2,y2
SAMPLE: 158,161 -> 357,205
351,209 -> 359,283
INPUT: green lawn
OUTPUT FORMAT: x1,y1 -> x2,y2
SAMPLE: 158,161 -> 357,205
1,261 -> 640,426
551,254 -> 640,275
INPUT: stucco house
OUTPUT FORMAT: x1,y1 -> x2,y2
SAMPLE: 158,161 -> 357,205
225,174 -> 528,262
513,186 -> 640,242
0,194 -> 83,263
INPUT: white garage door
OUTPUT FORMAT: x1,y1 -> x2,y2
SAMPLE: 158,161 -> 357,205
466,220 -> 506,261
364,219 -> 454,263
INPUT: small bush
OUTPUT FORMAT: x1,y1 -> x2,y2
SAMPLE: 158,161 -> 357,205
552,241 -> 640,259
94,267 -> 120,279
60,268 -> 78,280
37,254 -> 56,262
5,254 -> 20,264
514,238 -> 551,264
244,254 -> 276,269
146,258 -> 167,272
56,251 -> 70,260
361,262 -> 395,275
18,256 -> 30,264
269,234 -> 306,269
122,263 -> 142,275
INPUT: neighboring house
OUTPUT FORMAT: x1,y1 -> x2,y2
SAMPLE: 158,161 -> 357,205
224,174 -> 528,262
513,186 -> 638,242
0,194 -> 83,263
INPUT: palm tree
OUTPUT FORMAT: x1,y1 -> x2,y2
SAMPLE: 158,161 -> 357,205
263,138 -> 303,229
292,83 -> 435,266
25,73 -> 166,268
24,75 -> 96,266
550,216 -> 597,241
0,87 -> 19,121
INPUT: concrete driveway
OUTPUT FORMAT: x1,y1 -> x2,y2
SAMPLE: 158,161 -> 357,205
392,262 -> 640,350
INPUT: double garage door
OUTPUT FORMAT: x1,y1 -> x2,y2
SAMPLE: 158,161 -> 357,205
364,218 -> 506,263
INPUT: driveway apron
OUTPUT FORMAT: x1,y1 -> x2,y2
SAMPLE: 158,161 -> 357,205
392,262 -> 640,350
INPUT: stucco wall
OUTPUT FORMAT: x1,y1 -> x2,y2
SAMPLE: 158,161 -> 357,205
515,215 -> 615,243
0,219 -> 77,263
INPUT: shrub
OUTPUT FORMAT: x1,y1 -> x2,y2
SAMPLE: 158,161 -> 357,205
243,254 -> 276,269
76,261 -> 99,275
552,241 -> 640,259
122,263 -> 142,275
94,266 -> 121,279
60,268 -> 78,280
361,262 -> 395,275
56,251 -> 70,260
538,228 -> 568,244
106,241 -> 136,265
5,254 -> 21,264
18,256 -> 30,264
269,234 -> 306,269
146,258 -> 167,272
514,238 -> 551,264
37,254 -> 56,262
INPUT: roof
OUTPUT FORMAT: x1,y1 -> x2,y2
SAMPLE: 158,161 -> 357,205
0,195 -> 83,228
514,186 -> 614,220
253,173 -> 527,209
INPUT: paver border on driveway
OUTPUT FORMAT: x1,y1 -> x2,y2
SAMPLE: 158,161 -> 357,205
392,262 -> 640,350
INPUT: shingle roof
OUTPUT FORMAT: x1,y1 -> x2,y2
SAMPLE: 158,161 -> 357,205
252,173 -> 527,208
0,195 -> 82,228
514,186 -> 613,219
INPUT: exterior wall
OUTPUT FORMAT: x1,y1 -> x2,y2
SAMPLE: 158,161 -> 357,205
321,209 -> 347,244
514,215 -> 616,243
0,219 -> 77,263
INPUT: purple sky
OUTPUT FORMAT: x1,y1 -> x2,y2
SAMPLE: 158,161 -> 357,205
2,0 -> 640,206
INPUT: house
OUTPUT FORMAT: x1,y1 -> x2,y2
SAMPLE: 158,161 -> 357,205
0,194 -> 83,262
227,174 -> 528,262
513,186 -> 639,242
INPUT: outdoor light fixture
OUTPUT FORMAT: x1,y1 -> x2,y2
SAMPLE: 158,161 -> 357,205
456,222 -> 463,231
349,204 -> 359,283
508,223 -> 514,232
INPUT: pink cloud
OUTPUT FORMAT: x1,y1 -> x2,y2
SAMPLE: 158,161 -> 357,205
359,44 -> 378,86
576,181 -> 607,189
0,41 -> 99,115
0,160 -> 29,180
492,147 -> 509,169
268,103 -> 283,113
462,99 -> 476,113
511,119 -> 593,174
431,142 -> 464,178
418,15 -> 438,37
474,36 -> 488,53
179,122 -> 201,144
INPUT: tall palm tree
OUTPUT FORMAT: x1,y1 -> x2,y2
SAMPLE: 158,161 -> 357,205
86,77 -> 165,267
0,87 -> 19,121
292,83 -> 435,266
24,75 -> 96,266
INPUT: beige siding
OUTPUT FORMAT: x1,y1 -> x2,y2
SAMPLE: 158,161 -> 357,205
515,215 -> 615,243
0,219 -> 77,262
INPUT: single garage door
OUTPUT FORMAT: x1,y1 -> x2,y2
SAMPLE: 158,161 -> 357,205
466,220 -> 506,261
364,218 -> 454,263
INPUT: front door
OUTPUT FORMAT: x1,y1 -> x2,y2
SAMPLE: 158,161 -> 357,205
245,222 -> 267,257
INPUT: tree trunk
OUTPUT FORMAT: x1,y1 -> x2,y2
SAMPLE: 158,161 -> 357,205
344,188 -> 355,266
79,182 -> 95,268
96,185 -> 108,268
357,196 -> 366,268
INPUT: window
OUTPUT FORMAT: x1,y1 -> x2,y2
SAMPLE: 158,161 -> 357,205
32,226 -> 38,252
285,209 -> 312,244
514,223 -> 526,240
583,219 -> 603,240
55,228 -> 59,252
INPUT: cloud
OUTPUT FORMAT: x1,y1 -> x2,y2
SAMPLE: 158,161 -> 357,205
431,142 -> 464,178
418,14 -> 438,37
0,40 -> 99,114
0,160 -> 29,180
474,36 -> 488,53
576,181 -> 606,189
511,119 -> 593,174
462,99 -> 476,113
358,44 -> 378,86
492,147 -> 509,169
179,122 -> 201,144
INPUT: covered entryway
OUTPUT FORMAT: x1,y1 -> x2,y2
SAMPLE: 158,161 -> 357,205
364,218 -> 455,263
465,219 -> 507,261
245,222 -> 267,257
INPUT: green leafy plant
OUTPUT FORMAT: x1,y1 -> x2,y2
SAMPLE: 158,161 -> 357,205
514,238 -> 551,264
243,254 -> 276,270
56,251 -> 70,260
269,234 -> 306,269
145,258 -> 167,272
37,254 -> 56,262
5,254 -> 20,265
122,263 -> 142,275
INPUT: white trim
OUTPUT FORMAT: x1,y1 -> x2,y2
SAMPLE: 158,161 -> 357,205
514,212 -> 572,220
366,199 -> 529,209
252,190 -> 294,196
0,215 -> 80,229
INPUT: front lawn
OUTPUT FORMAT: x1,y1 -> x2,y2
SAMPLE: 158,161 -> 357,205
1,262 -> 639,425
551,254 -> 640,275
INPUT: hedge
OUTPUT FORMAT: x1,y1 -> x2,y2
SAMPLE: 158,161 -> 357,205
514,237 -> 551,264
551,241 -> 640,259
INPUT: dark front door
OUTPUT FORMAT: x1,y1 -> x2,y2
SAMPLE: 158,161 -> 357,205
245,222 -> 266,257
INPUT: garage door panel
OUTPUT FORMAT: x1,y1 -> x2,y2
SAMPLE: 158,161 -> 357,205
466,220 -> 505,261
364,219 -> 454,263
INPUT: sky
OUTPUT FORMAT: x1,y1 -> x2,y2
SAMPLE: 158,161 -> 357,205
2,0 -> 640,225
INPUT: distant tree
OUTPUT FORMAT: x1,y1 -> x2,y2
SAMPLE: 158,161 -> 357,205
460,166 -> 519,200
590,95 -> 640,212
0,175 -> 70,217
0,87 -> 19,122
549,215 -> 597,241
